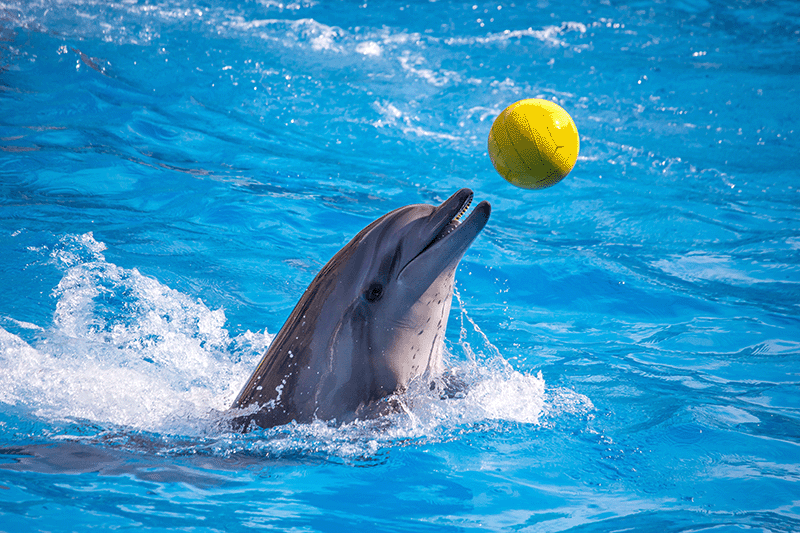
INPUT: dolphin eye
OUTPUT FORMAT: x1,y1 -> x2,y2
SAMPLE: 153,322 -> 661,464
365,282 -> 383,302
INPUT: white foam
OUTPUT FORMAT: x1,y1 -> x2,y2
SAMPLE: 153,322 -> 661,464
400,363 -> 547,432
256,0 -> 315,10
445,22 -> 587,49
0,232 -> 270,435
355,41 -> 382,57
398,52 -> 461,87
2,233 -> 592,457
371,100 -> 460,141
224,17 -> 345,52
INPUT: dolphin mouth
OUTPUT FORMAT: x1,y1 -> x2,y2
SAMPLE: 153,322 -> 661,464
420,192 -> 474,254
401,189 -> 491,276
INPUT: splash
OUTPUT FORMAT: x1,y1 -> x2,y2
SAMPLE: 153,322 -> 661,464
216,289 -> 593,461
0,232 -> 270,436
0,233 -> 592,458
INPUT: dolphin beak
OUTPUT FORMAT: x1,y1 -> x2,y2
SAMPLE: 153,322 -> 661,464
430,188 -> 475,231
399,189 -> 491,278
428,188 -> 491,253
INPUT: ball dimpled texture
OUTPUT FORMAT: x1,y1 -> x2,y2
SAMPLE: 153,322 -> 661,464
487,99 -> 580,189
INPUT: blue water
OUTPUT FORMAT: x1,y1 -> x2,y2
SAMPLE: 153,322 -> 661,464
1,0 -> 799,530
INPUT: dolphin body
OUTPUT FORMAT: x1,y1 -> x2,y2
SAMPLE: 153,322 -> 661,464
231,189 -> 491,430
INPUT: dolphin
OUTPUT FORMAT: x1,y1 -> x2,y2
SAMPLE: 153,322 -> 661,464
230,189 -> 491,430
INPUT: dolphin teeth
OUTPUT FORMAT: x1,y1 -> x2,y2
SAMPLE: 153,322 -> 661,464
452,196 -> 472,223
416,193 -> 474,258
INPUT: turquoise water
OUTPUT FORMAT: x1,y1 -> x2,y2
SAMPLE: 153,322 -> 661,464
1,0 -> 800,530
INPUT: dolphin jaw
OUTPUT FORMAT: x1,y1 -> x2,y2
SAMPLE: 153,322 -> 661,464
419,192 -> 473,256
398,189 -> 489,279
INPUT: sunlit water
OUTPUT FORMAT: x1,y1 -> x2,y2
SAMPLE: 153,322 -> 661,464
1,0 -> 799,531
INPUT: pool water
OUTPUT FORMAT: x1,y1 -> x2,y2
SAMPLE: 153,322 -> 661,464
1,0 -> 799,531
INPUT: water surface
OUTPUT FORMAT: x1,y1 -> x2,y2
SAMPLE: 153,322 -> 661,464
1,0 -> 799,531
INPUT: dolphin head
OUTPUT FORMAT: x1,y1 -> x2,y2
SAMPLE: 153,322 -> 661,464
305,188 -> 491,419
343,188 -> 490,309
232,189 -> 490,428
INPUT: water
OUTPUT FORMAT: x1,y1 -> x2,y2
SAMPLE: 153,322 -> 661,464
1,0 -> 799,530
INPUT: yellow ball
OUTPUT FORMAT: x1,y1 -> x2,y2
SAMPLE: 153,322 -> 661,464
487,98 -> 580,189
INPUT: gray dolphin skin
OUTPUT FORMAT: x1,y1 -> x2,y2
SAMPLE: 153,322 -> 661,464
231,189 -> 491,430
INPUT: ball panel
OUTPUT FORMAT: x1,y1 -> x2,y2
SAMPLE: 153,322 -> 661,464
488,129 -> 515,181
489,110 -> 528,179
537,101 -> 579,173
503,109 -> 544,174
510,105 -> 564,183
487,128 -> 500,168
